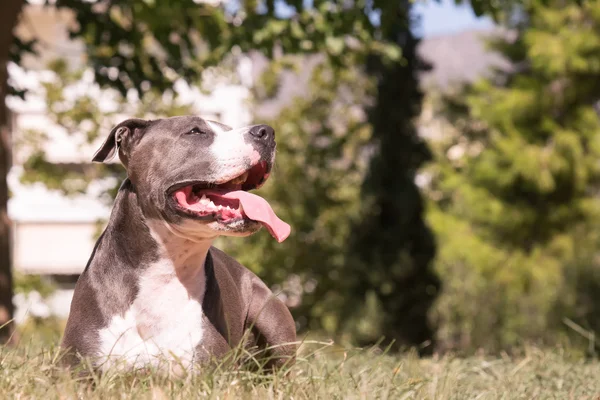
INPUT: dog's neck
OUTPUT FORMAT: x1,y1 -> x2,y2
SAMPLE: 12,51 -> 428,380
146,220 -> 215,292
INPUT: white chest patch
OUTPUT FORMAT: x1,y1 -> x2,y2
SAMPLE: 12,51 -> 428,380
97,260 -> 206,372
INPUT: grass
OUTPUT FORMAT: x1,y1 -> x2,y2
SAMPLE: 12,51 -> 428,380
2,331 -> 600,400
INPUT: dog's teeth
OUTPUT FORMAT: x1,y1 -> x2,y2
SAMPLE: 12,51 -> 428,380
229,171 -> 249,185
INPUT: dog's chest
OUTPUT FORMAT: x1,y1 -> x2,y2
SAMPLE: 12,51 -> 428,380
97,263 -> 206,371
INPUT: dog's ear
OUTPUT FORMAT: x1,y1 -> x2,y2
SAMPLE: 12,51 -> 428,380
92,119 -> 148,164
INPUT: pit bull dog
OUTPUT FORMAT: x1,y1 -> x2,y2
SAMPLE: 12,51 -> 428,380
61,116 -> 296,372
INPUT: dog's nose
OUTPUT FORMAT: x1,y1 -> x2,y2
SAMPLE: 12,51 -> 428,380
248,124 -> 274,141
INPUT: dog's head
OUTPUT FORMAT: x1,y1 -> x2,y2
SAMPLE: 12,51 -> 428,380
93,116 -> 290,242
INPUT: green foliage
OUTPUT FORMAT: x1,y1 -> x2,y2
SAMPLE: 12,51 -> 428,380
13,273 -> 56,299
450,0 -> 584,21
52,0 -> 405,98
222,4 -> 439,351
222,58 -> 374,337
427,0 -> 600,352
18,0 -> 420,203
17,58 -> 195,198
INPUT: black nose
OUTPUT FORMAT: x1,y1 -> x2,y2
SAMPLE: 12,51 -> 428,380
249,124 -> 274,141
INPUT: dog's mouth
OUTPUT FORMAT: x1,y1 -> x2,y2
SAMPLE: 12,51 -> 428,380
168,162 -> 290,242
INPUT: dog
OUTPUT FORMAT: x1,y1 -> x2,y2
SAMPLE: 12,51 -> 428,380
61,116 -> 296,373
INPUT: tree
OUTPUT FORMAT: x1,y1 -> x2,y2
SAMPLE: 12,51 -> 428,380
339,5 -> 440,353
229,3 -> 442,352
427,0 -> 600,352
452,0 -> 583,20
0,0 -> 26,344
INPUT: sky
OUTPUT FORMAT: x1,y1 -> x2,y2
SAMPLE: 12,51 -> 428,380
270,0 -> 496,38
413,0 -> 495,38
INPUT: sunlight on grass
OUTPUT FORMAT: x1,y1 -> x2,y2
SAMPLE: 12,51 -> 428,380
2,335 -> 600,399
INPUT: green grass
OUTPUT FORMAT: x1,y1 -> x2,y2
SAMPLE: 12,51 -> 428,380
2,334 -> 600,399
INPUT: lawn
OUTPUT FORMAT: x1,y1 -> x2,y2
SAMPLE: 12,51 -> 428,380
1,334 -> 600,399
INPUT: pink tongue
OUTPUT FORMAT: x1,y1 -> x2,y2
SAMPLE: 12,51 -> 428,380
221,190 -> 291,243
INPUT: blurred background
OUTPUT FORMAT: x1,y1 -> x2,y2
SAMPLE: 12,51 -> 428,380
1,0 -> 599,356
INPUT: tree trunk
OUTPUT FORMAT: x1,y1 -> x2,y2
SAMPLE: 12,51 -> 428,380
0,0 -> 24,345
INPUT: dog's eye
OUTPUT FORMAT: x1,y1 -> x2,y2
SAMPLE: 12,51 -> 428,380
188,127 -> 206,135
